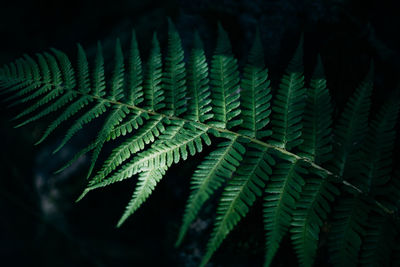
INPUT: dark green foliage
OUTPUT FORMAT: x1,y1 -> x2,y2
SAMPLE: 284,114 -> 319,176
270,36 -> 305,151
240,29 -> 272,139
185,32 -> 213,123
0,19 -> 399,267
328,196 -> 368,267
163,18 -> 187,116
330,65 -> 373,178
209,23 -> 241,129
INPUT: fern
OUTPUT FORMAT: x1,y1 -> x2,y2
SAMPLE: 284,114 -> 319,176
1,19 -> 399,267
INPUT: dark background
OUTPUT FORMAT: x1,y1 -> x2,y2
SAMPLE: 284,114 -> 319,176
0,0 -> 399,266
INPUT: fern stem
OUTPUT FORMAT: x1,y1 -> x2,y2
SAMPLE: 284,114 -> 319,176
1,75 -> 396,217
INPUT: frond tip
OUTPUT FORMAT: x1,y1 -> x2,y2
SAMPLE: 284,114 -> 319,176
117,167 -> 168,227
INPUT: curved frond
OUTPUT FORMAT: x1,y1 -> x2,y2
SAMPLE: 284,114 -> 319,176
291,176 -> 339,267
201,143 -> 275,267
93,115 -> 166,183
355,97 -> 400,193
1,25 -> 398,267
86,105 -> 130,179
263,159 -> 307,267
77,123 -> 211,200
360,214 -> 397,266
328,196 -> 368,267
117,166 -> 168,227
53,101 -> 110,153
176,137 -> 246,246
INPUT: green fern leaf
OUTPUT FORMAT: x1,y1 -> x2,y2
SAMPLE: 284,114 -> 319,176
298,55 -> 332,164
107,111 -> 149,140
356,97 -> 400,193
76,44 -> 91,94
288,56 -> 338,267
53,101 -> 110,153
176,137 -> 246,246
35,96 -> 93,145
360,214 -> 397,267
12,53 -> 66,122
51,48 -> 76,89
126,29 -> 143,106
78,123 -> 211,200
270,35 -> 305,151
328,196 -> 368,267
92,115 -> 165,183
263,159 -> 307,267
144,33 -> 164,111
331,64 -> 373,178
163,18 -> 187,116
86,105 -> 130,179
109,39 -> 125,101
201,143 -> 275,267
117,166 -> 168,227
185,31 -> 213,123
1,24 -> 398,267
92,42 -> 106,97
209,23 -> 241,129
239,29 -> 272,139
291,176 -> 339,267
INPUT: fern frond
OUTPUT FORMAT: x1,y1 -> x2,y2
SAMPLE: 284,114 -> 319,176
4,53 -> 50,103
92,42 -> 106,97
201,143 -> 275,267
76,44 -> 91,93
108,39 -> 125,101
126,29 -> 143,106
51,48 -> 76,89
144,33 -> 164,111
360,214 -> 397,267
270,35 -> 305,151
331,64 -> 373,178
78,123 -> 211,200
1,24 -> 398,267
93,115 -> 165,183
55,141 -> 98,174
263,159 -> 307,267
12,53 -> 65,121
15,91 -> 77,128
53,101 -> 110,153
328,196 -> 368,267
117,166 -> 168,227
209,23 -> 241,129
176,137 -> 246,246
108,111 -> 149,140
298,55 -> 333,164
239,29 -> 272,139
35,95 -> 93,145
290,176 -> 339,267
185,31 -> 213,123
355,97 -> 400,193
163,18 -> 187,116
86,105 -> 130,179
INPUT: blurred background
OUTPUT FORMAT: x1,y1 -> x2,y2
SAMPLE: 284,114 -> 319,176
0,0 -> 399,266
